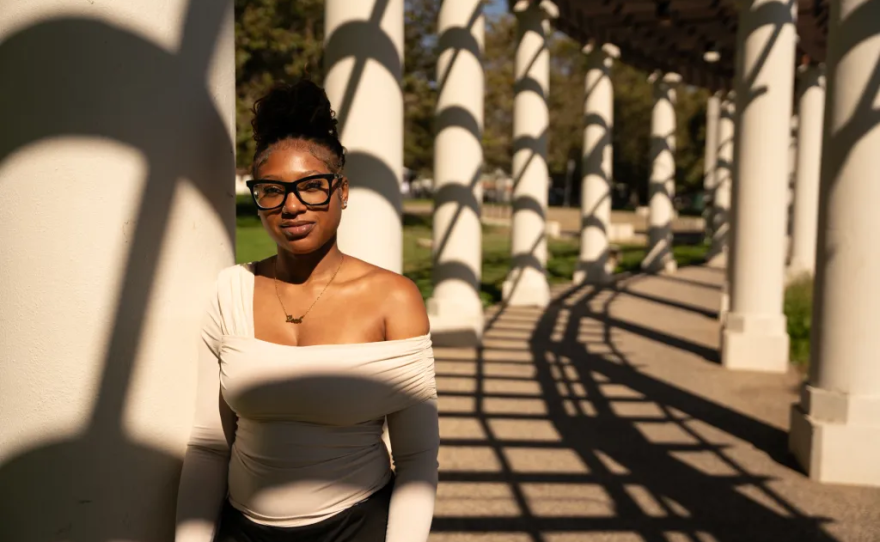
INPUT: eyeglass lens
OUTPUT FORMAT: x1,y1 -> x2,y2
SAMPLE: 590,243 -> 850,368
253,177 -> 332,208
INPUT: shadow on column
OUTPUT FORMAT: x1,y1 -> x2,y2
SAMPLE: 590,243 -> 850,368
643,130 -> 676,273
810,0 -> 880,374
0,1 -> 234,540
432,108 -> 482,300
736,0 -> 798,112
430,2 -> 486,333
324,0 -> 403,215
575,111 -> 612,282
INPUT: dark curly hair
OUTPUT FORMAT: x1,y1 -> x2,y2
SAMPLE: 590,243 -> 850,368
251,80 -> 346,177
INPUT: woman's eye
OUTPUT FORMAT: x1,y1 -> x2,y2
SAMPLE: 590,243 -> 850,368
301,182 -> 323,191
263,187 -> 284,195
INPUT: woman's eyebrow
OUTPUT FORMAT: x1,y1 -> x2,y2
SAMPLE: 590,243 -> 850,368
258,171 -> 323,182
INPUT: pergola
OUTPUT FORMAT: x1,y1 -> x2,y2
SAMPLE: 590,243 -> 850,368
554,0 -> 831,89
0,0 -> 877,539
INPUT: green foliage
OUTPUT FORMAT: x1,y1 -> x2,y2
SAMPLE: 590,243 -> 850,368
403,0 -> 440,176
785,276 -> 814,367
482,14 -> 516,174
547,33 -> 587,175
611,62 -> 653,203
234,0 -> 326,169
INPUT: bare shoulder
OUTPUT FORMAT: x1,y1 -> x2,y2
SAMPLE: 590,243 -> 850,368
343,256 -> 429,340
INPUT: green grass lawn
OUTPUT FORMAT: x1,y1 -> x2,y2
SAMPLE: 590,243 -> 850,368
237,208 -> 710,307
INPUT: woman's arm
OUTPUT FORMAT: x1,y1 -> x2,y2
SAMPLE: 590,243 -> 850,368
175,294 -> 236,542
383,276 -> 439,542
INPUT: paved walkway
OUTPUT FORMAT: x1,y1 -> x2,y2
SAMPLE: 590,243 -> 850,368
428,266 -> 880,542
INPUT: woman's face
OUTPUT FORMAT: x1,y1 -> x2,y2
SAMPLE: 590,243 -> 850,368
253,141 -> 348,255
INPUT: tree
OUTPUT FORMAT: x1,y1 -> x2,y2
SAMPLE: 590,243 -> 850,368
482,13 -> 516,174
403,0 -> 440,176
234,0 -> 325,169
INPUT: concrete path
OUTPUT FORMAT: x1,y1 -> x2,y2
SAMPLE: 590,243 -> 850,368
428,266 -> 880,542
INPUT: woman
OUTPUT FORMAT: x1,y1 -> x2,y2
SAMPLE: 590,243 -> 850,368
175,80 -> 439,542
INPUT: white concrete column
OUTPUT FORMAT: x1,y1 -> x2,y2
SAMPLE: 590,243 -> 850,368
721,0 -> 798,372
642,71 -> 681,274
428,0 -> 485,346
502,0 -> 557,307
703,92 -> 721,244
324,0 -> 404,272
0,1 -> 235,540
790,0 -> 880,487
786,115 -> 799,262
574,42 -> 618,285
710,92 -> 735,269
787,64 -> 826,278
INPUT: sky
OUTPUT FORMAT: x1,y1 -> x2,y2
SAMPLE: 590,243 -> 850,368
484,0 -> 508,20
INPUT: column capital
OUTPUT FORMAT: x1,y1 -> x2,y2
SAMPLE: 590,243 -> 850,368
648,70 -> 682,85
582,41 -> 620,60
512,0 -> 559,19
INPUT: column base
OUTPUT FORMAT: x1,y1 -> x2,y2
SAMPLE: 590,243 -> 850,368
502,275 -> 550,308
719,281 -> 730,324
707,251 -> 727,269
790,399 -> 880,486
721,312 -> 790,372
641,258 -> 677,274
572,259 -> 614,286
427,297 -> 484,347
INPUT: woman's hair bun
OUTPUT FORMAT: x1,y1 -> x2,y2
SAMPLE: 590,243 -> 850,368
251,80 -> 345,171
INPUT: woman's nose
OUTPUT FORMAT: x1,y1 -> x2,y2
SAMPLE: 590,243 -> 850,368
281,191 -> 304,214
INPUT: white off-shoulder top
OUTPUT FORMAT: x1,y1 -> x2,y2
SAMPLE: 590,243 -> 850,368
175,264 -> 439,542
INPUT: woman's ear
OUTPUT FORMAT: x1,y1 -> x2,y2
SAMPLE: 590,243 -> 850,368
339,176 -> 350,209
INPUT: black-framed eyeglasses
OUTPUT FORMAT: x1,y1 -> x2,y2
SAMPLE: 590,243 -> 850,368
246,173 -> 342,210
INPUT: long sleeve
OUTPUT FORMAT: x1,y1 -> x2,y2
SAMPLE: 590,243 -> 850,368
385,397 -> 440,542
175,290 -> 237,542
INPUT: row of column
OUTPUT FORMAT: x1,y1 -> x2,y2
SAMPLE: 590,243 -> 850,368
698,0 -> 879,487
328,0 -> 698,344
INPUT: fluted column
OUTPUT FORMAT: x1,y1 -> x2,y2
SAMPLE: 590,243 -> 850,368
324,0 -> 404,272
721,0 -> 798,372
0,1 -> 235,539
502,0 -> 557,307
703,92 -> 721,245
710,92 -> 735,268
788,64 -> 826,278
574,42 -> 618,285
790,0 -> 880,486
642,72 -> 680,274
428,0 -> 485,346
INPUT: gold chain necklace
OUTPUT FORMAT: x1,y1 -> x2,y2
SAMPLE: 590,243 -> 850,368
273,255 -> 344,324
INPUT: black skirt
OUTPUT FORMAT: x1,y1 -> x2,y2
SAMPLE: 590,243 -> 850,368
213,479 -> 394,542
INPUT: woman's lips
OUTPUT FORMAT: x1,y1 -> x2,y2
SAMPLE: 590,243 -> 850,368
280,222 -> 316,239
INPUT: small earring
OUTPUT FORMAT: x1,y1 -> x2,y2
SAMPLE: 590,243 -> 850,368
342,200 -> 348,209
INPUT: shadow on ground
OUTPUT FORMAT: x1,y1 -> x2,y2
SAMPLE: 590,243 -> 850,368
428,267 -> 880,542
